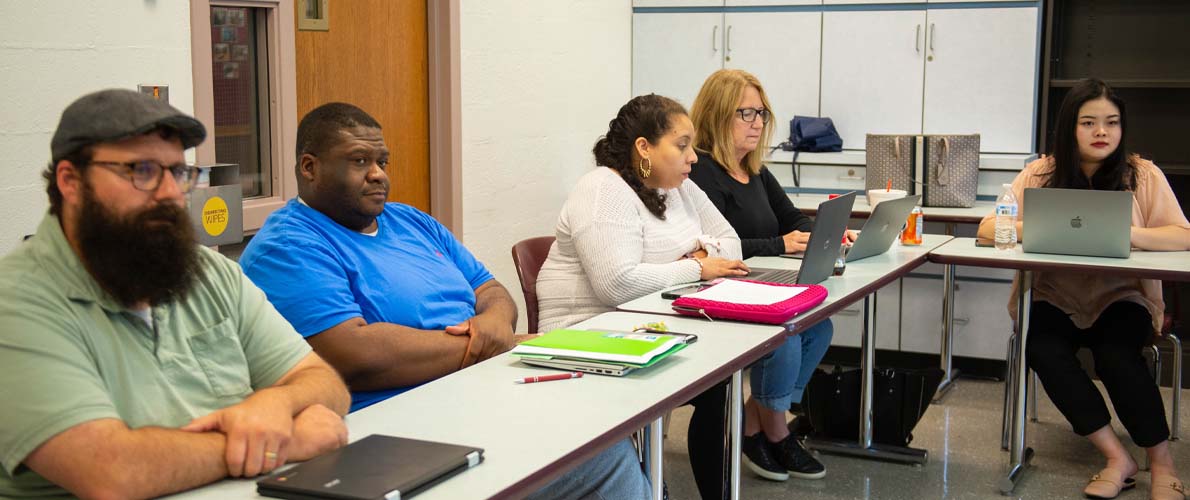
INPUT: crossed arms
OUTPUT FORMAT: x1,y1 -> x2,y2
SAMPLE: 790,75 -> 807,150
308,279 -> 520,391
24,352 -> 350,500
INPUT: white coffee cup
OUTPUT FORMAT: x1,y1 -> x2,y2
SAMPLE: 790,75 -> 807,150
867,188 -> 907,207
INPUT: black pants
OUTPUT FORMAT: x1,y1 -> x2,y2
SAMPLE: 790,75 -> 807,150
1025,300 -> 1169,447
685,379 -> 730,500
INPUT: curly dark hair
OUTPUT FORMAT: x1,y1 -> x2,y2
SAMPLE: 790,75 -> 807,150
592,94 -> 687,220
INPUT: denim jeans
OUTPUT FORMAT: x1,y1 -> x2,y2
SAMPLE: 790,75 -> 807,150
750,320 -> 833,412
526,437 -> 651,500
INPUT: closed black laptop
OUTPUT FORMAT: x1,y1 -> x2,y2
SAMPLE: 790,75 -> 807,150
257,434 -> 483,500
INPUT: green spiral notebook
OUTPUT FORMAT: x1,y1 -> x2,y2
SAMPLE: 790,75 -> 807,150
510,329 -> 695,365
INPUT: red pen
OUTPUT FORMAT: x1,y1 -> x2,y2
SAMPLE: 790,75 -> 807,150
514,372 -> 583,384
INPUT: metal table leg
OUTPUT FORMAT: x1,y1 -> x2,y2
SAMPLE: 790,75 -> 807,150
729,370 -> 742,500
1000,270 -> 1035,495
649,417 -> 664,500
935,264 -> 960,402
805,294 -> 929,464
1168,334 -> 1182,441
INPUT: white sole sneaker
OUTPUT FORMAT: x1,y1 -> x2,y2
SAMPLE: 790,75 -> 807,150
743,455 -> 789,482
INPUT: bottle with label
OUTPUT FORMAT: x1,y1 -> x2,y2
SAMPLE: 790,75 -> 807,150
901,206 -> 923,246
994,183 -> 1018,251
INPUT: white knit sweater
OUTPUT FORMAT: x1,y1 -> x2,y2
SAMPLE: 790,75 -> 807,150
536,167 -> 742,332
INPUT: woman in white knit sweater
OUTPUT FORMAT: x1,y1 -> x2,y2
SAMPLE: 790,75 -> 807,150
537,94 -> 781,500
536,95 -> 749,332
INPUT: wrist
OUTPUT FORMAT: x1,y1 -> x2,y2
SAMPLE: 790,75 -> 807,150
692,257 -> 704,277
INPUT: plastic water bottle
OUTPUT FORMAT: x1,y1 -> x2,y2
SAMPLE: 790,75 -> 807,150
994,184 -> 1018,251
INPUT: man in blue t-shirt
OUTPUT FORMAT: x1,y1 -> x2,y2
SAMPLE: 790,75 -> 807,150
241,103 -> 650,499
241,104 -> 519,412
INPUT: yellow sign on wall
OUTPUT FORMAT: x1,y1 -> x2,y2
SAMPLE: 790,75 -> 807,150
202,196 -> 229,236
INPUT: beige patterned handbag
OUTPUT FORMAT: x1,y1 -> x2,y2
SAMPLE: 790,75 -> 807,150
865,134 -> 979,208
922,134 -> 979,208
864,134 -> 919,194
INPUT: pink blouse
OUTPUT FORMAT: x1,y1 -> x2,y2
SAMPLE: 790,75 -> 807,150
981,156 -> 1190,332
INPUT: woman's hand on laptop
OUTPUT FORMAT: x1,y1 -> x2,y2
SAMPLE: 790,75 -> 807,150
699,257 -> 750,280
782,230 -> 810,253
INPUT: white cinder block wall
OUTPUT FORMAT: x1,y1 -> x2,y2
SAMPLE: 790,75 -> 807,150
0,1 -> 195,255
459,1 -> 632,331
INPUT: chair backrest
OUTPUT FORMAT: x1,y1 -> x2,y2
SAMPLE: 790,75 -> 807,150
510,236 -> 555,333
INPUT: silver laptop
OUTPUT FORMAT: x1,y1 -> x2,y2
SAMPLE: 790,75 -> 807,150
745,191 -> 857,285
845,194 -> 921,262
1022,188 -> 1132,258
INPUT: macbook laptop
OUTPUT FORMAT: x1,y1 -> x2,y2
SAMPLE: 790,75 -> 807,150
1022,187 -> 1132,258
744,191 -> 856,285
845,194 -> 921,262
257,434 -> 483,500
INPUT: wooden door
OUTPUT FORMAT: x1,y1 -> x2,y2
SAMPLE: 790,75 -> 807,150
295,1 -> 430,211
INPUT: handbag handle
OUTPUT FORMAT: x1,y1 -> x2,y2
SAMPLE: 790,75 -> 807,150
889,137 -> 923,187
934,137 -> 950,187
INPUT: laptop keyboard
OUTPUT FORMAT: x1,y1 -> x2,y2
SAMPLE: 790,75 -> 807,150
743,268 -> 800,285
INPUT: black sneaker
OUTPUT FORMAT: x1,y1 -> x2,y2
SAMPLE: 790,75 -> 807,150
742,432 -> 789,481
772,434 -> 826,480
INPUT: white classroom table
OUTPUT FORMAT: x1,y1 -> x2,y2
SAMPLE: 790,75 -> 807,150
165,312 -> 789,500
618,234 -> 953,464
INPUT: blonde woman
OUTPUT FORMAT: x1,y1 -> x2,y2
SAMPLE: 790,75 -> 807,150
688,69 -> 838,482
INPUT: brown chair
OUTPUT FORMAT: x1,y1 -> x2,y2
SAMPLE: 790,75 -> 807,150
511,236 -> 556,333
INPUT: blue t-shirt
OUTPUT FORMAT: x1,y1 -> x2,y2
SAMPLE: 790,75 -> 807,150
241,199 -> 494,411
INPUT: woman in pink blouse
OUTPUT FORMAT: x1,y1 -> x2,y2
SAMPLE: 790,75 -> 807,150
978,78 -> 1190,500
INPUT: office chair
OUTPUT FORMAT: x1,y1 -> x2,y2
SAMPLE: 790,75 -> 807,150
510,235 -> 556,333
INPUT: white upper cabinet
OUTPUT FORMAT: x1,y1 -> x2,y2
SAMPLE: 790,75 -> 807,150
633,0 -> 724,7
726,0 -> 820,5
632,12 -> 725,108
723,12 -> 822,145
922,7 -> 1039,153
825,0 -> 924,4
820,10 -> 927,149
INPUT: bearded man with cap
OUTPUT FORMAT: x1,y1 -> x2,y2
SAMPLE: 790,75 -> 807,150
0,89 -> 352,499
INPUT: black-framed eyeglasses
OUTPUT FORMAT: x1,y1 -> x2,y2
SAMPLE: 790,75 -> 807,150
89,161 -> 200,193
735,108 -> 771,124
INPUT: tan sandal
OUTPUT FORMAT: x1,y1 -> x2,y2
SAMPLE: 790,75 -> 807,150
1084,468 -> 1136,499
1150,475 -> 1187,500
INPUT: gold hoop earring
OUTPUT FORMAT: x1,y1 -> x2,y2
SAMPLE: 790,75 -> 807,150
638,157 -> 652,179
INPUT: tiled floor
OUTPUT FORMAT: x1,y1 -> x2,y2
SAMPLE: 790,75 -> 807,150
661,379 -> 1188,499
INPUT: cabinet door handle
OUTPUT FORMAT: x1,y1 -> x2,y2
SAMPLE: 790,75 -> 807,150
712,25 -> 718,53
915,24 -> 921,52
929,23 -> 935,52
726,25 -> 733,56
953,317 -> 970,326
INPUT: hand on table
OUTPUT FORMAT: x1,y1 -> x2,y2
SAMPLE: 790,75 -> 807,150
698,257 -> 750,280
286,404 -> 348,463
181,392 -> 295,477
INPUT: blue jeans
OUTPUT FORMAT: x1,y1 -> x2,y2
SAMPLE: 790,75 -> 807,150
527,437 -> 651,500
750,320 -> 833,412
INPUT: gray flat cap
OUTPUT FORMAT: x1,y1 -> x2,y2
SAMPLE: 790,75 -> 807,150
50,88 -> 206,160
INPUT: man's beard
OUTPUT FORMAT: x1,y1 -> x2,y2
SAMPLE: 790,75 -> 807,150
76,185 -> 203,307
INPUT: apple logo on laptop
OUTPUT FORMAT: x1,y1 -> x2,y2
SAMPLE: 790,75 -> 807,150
823,240 -> 831,251
1070,216 -> 1083,229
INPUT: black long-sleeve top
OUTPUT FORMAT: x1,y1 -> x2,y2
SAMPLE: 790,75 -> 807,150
688,152 -> 813,259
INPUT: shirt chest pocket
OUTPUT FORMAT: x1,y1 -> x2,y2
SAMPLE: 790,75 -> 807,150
187,319 -> 252,399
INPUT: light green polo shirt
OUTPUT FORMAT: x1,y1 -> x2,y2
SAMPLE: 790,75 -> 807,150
0,214 -> 312,498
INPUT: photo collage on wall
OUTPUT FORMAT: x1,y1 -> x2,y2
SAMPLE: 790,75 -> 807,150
211,7 -> 248,80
